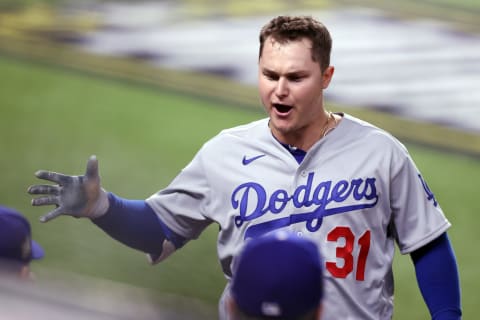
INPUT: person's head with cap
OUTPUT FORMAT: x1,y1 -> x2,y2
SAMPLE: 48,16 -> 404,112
229,230 -> 324,320
0,205 -> 44,280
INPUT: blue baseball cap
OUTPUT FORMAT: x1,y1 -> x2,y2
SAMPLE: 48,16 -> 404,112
0,206 -> 44,263
231,231 -> 323,319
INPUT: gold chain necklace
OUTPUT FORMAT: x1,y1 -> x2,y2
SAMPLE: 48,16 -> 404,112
322,111 -> 337,137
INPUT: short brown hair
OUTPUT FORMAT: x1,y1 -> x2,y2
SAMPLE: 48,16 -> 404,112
259,15 -> 332,72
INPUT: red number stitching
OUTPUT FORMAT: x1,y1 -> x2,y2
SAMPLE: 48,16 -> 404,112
326,227 -> 371,281
356,230 -> 371,281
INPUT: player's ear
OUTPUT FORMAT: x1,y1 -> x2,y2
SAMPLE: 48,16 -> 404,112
18,264 -> 34,281
315,303 -> 323,319
321,66 -> 334,89
226,295 -> 240,320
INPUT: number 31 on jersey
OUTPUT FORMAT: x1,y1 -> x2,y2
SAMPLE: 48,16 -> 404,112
326,226 -> 371,281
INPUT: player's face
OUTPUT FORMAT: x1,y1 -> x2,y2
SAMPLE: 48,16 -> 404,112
258,37 -> 334,148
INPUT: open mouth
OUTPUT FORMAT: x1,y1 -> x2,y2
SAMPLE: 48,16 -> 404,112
273,103 -> 293,114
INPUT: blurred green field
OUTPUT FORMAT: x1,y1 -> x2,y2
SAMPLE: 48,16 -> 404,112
1,54 -> 479,319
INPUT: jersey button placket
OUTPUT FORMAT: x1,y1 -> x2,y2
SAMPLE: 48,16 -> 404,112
291,167 -> 309,235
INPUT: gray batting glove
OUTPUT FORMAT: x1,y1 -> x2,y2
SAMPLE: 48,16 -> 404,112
27,155 -> 109,223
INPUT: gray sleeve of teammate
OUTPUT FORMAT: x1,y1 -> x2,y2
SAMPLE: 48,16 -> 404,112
146,148 -> 213,240
390,146 -> 450,254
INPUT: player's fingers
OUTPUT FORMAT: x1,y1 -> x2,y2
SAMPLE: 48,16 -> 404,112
31,195 -> 60,207
85,155 -> 99,179
35,170 -> 71,185
39,207 -> 64,223
27,184 -> 60,195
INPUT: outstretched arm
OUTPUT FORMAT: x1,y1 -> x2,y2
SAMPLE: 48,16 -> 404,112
411,232 -> 462,320
28,155 -> 185,263
93,193 -> 186,263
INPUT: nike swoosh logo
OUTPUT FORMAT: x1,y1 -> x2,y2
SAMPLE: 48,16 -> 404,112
242,154 -> 266,165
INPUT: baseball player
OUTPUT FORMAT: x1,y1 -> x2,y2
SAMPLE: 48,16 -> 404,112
228,230 -> 324,320
0,205 -> 44,280
28,15 -> 461,319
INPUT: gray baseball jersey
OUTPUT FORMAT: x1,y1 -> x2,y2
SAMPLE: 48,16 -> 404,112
146,113 -> 450,320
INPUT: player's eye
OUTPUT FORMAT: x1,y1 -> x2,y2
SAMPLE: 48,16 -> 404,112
263,71 -> 279,81
287,74 -> 304,82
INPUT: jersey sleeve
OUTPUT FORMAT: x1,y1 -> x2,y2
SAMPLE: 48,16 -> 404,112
146,148 -> 213,240
390,145 -> 451,254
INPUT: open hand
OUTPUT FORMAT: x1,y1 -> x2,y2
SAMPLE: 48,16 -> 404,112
27,155 -> 109,222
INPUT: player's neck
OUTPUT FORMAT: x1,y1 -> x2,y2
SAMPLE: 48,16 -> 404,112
270,112 -> 338,151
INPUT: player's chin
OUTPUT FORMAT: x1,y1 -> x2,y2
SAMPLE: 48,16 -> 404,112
269,117 -> 295,135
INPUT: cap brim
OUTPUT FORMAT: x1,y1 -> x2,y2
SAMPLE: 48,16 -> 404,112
31,240 -> 44,260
